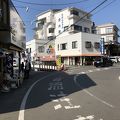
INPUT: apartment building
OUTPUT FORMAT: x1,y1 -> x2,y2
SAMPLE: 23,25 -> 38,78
32,7 -> 101,65
55,7 -> 101,65
96,23 -> 120,56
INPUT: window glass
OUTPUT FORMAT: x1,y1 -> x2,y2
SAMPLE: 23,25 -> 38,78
49,28 -> 54,33
70,10 -> 79,16
94,42 -> 100,49
85,41 -> 92,48
106,28 -> 113,33
72,41 -> 77,49
60,43 -> 67,50
84,27 -> 90,33
38,46 -> 44,53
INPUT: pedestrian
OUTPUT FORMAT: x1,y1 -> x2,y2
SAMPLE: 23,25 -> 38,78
24,60 -> 30,79
20,62 -> 24,72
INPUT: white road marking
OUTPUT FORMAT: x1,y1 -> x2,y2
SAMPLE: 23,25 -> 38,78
103,67 -> 110,70
96,68 -> 100,71
60,98 -> 70,102
74,75 -> 114,108
119,76 -> 120,80
18,73 -> 54,120
88,70 -> 93,73
74,115 -> 94,120
52,99 -> 59,102
79,72 -> 86,74
49,94 -> 56,97
54,104 -> 62,110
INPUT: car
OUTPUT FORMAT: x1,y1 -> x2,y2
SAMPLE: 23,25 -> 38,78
94,57 -> 113,67
109,56 -> 119,63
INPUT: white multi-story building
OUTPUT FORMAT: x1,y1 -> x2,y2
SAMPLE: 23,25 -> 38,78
96,23 -> 119,44
31,7 -> 101,65
55,32 -> 100,65
96,23 -> 120,56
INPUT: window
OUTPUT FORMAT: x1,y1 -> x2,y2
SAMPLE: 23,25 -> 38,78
71,25 -> 82,31
49,28 -> 54,33
70,10 -> 79,16
48,36 -> 55,40
58,30 -> 61,34
97,29 -> 101,34
58,24 -> 61,28
106,36 -> 113,41
58,18 -> 61,22
72,41 -> 77,49
85,41 -> 92,48
94,42 -> 100,49
84,27 -> 90,33
38,46 -> 44,53
26,48 -> 31,53
106,28 -> 113,33
64,26 -> 69,31
60,43 -> 67,50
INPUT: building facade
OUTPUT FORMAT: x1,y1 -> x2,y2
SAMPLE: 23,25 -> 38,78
26,39 -> 55,63
32,7 -> 101,65
96,23 -> 120,56
0,0 -> 26,87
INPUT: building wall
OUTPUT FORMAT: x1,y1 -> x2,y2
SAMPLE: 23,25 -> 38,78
54,8 -> 92,37
55,32 -> 101,57
96,23 -> 119,43
81,32 -> 101,56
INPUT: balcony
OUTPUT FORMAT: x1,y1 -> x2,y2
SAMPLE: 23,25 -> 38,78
68,14 -> 80,20
69,25 -> 82,33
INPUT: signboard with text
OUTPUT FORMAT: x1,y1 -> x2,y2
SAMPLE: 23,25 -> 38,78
100,38 -> 105,55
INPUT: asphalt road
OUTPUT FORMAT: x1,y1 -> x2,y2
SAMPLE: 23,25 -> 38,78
0,64 -> 120,120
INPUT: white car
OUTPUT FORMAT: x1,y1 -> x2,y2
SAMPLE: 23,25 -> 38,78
109,56 -> 119,63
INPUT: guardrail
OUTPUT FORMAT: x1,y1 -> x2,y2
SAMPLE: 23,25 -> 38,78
32,64 -> 57,71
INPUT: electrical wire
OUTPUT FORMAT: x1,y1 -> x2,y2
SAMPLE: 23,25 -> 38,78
27,0 -> 114,54
43,0 -> 109,45
12,0 -> 90,6
93,0 -> 117,15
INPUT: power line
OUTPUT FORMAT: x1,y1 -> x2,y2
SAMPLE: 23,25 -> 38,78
12,0 -> 89,6
93,0 -> 117,15
43,0 -> 109,45
27,0 -> 112,54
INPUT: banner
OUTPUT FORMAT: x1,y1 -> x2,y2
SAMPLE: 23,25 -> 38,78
100,38 -> 104,55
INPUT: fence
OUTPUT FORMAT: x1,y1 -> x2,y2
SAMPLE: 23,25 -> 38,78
32,64 -> 57,71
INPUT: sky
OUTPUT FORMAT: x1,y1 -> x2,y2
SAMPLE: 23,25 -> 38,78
12,0 -> 120,42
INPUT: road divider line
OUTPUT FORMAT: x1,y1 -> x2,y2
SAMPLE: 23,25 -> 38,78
74,74 -> 114,108
119,76 -> 120,80
18,73 -> 55,120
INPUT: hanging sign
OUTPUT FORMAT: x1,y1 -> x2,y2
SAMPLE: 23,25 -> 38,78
100,38 -> 105,55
